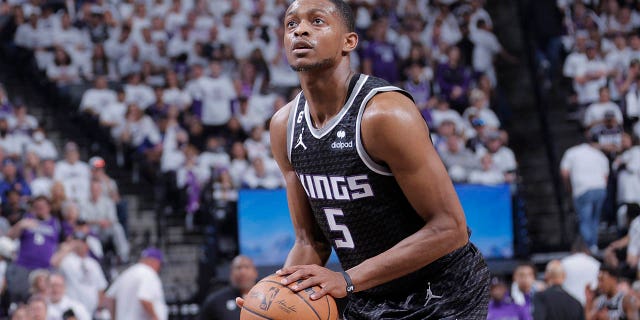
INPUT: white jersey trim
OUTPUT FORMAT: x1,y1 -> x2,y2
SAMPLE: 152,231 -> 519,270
304,74 -> 368,139
355,86 -> 403,176
287,93 -> 302,163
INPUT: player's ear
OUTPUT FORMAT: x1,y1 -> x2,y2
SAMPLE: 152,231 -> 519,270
342,31 -> 358,55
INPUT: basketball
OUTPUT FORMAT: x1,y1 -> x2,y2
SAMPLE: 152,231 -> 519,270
240,274 -> 339,320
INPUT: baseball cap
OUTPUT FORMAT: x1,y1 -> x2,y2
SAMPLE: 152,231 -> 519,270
89,156 -> 106,169
141,247 -> 164,264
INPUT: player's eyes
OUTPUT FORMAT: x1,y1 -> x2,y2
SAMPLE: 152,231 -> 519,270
286,20 -> 298,28
313,18 -> 324,24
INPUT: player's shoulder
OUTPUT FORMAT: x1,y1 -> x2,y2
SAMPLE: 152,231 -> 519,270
270,99 -> 296,130
362,90 -> 421,127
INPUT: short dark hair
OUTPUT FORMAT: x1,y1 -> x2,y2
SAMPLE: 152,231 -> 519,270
600,264 -> 620,279
327,0 -> 355,32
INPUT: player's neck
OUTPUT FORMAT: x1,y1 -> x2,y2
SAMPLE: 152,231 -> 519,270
298,60 -> 354,129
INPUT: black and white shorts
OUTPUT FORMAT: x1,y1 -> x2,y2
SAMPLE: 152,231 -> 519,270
342,242 -> 490,320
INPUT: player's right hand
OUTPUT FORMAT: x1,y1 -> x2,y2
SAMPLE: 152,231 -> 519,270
235,297 -> 245,309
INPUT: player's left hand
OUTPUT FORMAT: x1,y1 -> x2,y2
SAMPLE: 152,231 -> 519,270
276,265 -> 348,300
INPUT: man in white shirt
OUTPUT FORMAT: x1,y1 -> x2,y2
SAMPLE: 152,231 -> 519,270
50,232 -> 108,315
30,159 -> 56,197
47,273 -> 92,320
124,73 -> 155,109
561,139 -> 610,251
561,239 -> 600,306
583,86 -> 623,128
563,31 -> 588,79
613,135 -> 640,206
81,180 -> 129,263
25,128 -> 58,160
54,142 -> 91,202
79,76 -> 117,116
198,60 -> 236,134
470,19 -> 505,86
167,25 -> 194,59
106,247 -> 167,320
574,42 -> 609,106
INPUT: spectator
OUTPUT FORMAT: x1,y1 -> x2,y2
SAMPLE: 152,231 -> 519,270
112,103 -> 161,154
532,260 -> 584,320
560,138 -> 610,251
198,60 -> 237,136
46,47 -> 81,90
403,62 -> 433,112
563,31 -> 588,80
89,156 -> 127,235
561,238 -> 600,305
99,88 -> 127,136
0,159 -> 31,203
242,157 -> 283,189
199,255 -> 258,320
470,19 -> 513,86
26,295 -> 48,320
2,189 -> 27,226
26,128 -> 58,160
590,111 -> 624,157
228,142 -> 249,188
583,87 -> 623,128
430,98 -> 466,133
463,89 -> 501,130
0,118 -> 22,157
6,196 -> 61,304
510,263 -> 540,313
439,134 -> 480,183
54,142 -> 91,203
50,232 -> 108,315
613,133 -> 640,207
362,18 -> 400,85
481,132 -> 517,182
623,206 -> 640,272
79,76 -> 117,117
81,180 -> 129,263
199,136 -> 231,172
487,277 -> 531,320
8,104 -> 37,136
467,154 -> 506,185
436,46 -> 472,111
586,265 -> 638,320
176,145 -> 209,230
47,273 -> 91,320
106,247 -> 167,320
244,125 -> 270,161
574,42 -> 608,107
123,73 -> 155,109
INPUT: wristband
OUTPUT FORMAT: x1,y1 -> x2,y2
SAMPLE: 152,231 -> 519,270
342,271 -> 355,297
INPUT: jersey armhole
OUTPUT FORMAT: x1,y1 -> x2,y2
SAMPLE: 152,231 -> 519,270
286,93 -> 302,163
355,87 -> 412,177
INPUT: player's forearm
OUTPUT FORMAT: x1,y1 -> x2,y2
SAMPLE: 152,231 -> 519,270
284,241 -> 331,268
347,216 -> 467,293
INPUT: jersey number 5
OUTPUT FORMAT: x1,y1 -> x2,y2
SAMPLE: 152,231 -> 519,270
324,208 -> 355,249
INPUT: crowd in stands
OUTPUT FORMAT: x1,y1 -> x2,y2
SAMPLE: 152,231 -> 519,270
2,0 -> 519,231
554,0 -> 640,261
0,0 -> 523,318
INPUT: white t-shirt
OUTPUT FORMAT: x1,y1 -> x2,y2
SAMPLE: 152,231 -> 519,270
100,101 -> 127,127
463,106 -> 501,129
198,151 -> 231,171
563,52 -> 588,78
80,88 -> 117,113
575,59 -> 609,105
615,146 -> 640,204
48,295 -> 92,320
30,176 -> 53,197
59,252 -> 108,314
27,139 -> 58,159
106,263 -> 167,320
470,28 -> 502,73
124,84 -> 155,109
561,253 -> 600,306
54,160 -> 91,202
199,76 -> 237,126
582,101 -> 623,127
560,143 -> 609,198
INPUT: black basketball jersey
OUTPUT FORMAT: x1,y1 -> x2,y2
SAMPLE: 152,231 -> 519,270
286,74 -> 434,298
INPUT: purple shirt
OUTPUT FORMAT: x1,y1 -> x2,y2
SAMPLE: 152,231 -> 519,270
487,299 -> 532,320
363,41 -> 399,84
435,63 -> 472,99
15,214 -> 60,270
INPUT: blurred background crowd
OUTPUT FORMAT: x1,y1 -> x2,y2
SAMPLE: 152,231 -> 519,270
0,0 -> 638,318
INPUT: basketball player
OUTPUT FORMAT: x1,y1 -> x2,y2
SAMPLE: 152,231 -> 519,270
238,0 -> 489,318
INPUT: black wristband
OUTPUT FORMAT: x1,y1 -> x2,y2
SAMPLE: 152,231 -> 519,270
342,271 -> 355,297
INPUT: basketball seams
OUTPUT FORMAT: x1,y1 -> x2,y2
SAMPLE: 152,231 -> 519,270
324,295 -> 331,320
259,280 -> 323,320
242,306 -> 274,319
